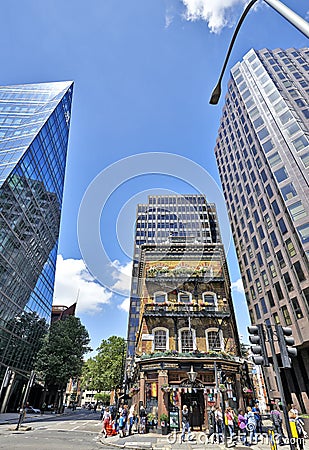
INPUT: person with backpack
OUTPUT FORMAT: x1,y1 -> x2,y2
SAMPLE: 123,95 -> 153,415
252,401 -> 262,434
270,405 -> 284,445
237,409 -> 247,443
181,405 -> 192,443
139,405 -> 147,434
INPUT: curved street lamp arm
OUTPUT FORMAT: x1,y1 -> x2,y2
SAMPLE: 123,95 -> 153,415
210,0 -> 309,105
209,0 -> 258,105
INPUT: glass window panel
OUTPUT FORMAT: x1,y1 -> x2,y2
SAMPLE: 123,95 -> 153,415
274,167 -> 288,183
288,201 -> 307,222
267,152 -> 282,167
300,151 -> 309,168
281,183 -> 297,200
292,135 -> 309,152
154,330 -> 167,350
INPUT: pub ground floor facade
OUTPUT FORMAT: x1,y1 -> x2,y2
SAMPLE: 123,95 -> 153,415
129,355 -> 248,430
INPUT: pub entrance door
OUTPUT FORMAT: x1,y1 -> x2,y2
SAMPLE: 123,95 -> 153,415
182,390 -> 204,430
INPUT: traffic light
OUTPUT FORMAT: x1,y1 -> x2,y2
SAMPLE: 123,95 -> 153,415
275,325 -> 297,368
247,325 -> 269,366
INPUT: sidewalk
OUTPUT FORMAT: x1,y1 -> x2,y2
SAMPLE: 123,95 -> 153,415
0,408 -> 73,425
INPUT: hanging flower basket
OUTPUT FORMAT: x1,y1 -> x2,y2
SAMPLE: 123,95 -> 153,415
129,386 -> 140,397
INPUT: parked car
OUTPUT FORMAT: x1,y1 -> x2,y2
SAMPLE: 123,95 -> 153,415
25,406 -> 41,414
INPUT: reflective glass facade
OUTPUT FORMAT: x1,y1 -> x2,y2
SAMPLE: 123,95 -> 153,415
0,82 -> 73,411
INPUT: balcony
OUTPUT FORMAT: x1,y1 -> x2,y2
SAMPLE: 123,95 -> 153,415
143,302 -> 230,318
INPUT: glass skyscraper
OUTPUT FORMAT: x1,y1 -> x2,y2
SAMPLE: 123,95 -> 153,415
0,81 -> 73,411
214,47 -> 309,411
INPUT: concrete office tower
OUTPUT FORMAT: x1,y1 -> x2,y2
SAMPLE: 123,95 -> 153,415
214,47 -> 309,411
0,82 -> 73,411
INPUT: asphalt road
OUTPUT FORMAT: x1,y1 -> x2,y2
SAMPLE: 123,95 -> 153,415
0,409 -> 107,449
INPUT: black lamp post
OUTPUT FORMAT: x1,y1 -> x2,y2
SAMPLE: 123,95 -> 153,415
210,0 -> 309,105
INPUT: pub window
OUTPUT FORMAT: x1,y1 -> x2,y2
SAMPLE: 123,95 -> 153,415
202,292 -> 217,307
179,328 -> 196,352
206,328 -> 223,352
178,292 -> 191,303
153,328 -> 169,351
154,292 -> 167,303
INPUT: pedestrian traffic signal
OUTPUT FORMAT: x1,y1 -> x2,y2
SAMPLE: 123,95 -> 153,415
247,325 -> 269,366
275,325 -> 297,368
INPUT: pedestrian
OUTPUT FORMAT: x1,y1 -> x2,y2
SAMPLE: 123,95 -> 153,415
139,405 -> 146,434
224,407 -> 235,442
270,405 -> 284,445
237,409 -> 247,443
290,404 -> 299,418
101,406 -> 111,437
181,405 -> 192,443
119,405 -> 128,437
128,404 -> 136,435
214,406 -> 223,443
252,401 -> 262,434
289,407 -> 305,450
245,406 -> 256,446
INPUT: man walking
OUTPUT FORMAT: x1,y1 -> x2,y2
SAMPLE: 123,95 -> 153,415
181,405 -> 192,443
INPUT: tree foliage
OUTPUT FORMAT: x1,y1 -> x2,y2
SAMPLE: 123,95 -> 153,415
35,316 -> 91,387
81,336 -> 125,392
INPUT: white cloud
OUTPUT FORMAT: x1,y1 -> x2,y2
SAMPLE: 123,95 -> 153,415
181,0 -> 247,33
53,255 -> 113,314
165,13 -> 174,28
111,260 -> 133,295
118,297 -> 130,313
231,278 -> 245,294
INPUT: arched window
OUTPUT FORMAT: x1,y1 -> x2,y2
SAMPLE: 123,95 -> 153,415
202,292 -> 217,307
153,327 -> 169,351
179,327 -> 196,352
178,292 -> 191,303
154,291 -> 167,303
206,328 -> 223,351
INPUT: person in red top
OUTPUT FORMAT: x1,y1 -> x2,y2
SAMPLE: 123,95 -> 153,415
101,407 -> 111,437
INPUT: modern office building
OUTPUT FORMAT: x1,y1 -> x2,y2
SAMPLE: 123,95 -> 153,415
0,81 -> 73,412
214,47 -> 309,411
126,194 -> 246,426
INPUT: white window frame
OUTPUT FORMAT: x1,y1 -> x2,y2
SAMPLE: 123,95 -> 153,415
177,291 -> 192,303
152,327 -> 169,351
205,327 -> 224,352
154,291 -> 167,303
202,292 -> 218,308
178,327 -> 196,352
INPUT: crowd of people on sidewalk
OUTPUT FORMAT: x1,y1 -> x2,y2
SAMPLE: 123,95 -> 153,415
100,403 -> 149,438
97,400 -> 307,448
181,401 -> 307,448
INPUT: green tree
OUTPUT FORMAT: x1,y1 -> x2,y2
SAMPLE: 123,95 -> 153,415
81,336 -> 125,392
35,316 -> 91,388
94,392 -> 110,404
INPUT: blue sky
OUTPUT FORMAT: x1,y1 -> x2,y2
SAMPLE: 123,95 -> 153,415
1,0 -> 308,355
